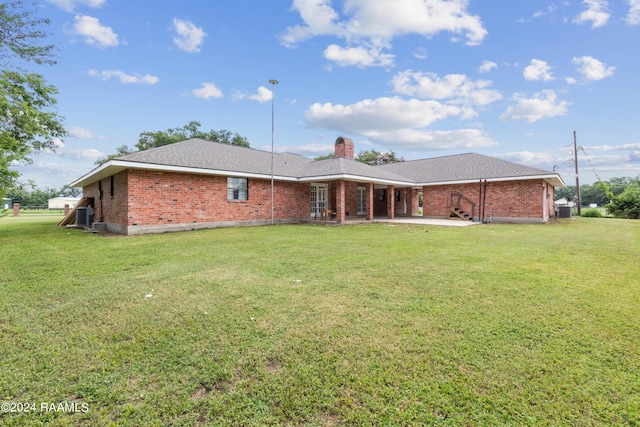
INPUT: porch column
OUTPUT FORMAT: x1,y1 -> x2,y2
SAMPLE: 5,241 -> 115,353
336,180 -> 346,223
387,185 -> 395,219
365,182 -> 374,221
422,186 -> 428,217
410,188 -> 419,216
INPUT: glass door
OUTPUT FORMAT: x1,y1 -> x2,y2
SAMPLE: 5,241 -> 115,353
310,184 -> 328,218
357,187 -> 366,215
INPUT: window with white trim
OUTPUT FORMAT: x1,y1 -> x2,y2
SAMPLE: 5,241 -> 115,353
227,177 -> 248,200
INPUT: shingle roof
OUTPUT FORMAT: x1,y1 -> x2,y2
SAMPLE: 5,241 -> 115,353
301,157 -> 410,182
376,152 -> 557,184
116,138 -> 309,178
72,138 -> 563,187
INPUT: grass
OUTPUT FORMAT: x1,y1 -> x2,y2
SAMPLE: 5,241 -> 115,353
1,216 -> 639,426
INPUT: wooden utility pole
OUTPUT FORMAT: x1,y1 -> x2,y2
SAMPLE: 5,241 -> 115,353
574,130 -> 581,215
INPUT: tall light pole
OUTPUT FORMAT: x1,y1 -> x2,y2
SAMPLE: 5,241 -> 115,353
573,130 -> 581,216
269,79 -> 279,225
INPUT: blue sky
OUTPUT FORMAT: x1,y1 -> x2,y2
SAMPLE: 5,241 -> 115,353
14,0 -> 640,189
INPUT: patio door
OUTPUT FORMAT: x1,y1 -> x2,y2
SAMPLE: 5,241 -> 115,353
310,184 -> 328,217
357,187 -> 366,215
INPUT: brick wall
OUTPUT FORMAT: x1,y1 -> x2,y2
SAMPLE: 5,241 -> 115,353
83,171 -> 128,232
82,169 -> 554,233
84,170 -> 311,233
423,179 -> 550,222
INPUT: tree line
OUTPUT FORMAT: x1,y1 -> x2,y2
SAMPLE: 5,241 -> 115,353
5,184 -> 80,207
555,176 -> 640,219
555,177 -> 637,207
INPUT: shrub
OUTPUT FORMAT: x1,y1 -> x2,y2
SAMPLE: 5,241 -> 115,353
605,182 -> 640,219
581,209 -> 603,217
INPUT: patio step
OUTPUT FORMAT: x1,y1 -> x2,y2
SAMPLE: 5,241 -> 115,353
449,207 -> 472,220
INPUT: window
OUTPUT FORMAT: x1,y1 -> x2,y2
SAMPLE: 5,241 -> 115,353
357,187 -> 366,215
227,177 -> 248,200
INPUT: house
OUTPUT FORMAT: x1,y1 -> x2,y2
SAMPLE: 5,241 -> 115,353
554,197 -> 576,207
70,137 -> 564,235
48,196 -> 82,210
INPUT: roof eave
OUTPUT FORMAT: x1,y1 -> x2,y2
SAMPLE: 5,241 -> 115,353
417,174 -> 565,187
71,160 -> 301,188
298,173 -> 412,186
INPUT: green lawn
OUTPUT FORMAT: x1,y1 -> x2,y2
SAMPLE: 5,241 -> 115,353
1,216 -> 639,426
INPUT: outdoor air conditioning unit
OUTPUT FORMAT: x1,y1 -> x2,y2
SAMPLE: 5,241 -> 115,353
76,206 -> 94,227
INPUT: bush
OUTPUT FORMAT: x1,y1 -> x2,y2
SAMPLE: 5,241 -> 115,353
581,209 -> 603,218
606,183 -> 640,219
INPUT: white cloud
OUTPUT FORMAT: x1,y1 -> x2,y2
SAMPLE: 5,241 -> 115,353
572,56 -> 615,80
172,18 -> 207,53
68,126 -> 104,140
280,0 -> 345,47
500,90 -> 570,123
71,15 -> 119,48
363,128 -> 498,150
61,148 -> 105,161
282,0 -> 487,67
324,44 -> 394,67
523,59 -> 555,81
88,69 -> 159,85
413,47 -> 428,60
586,143 -> 640,151
391,70 -> 502,106
235,86 -> 273,103
628,0 -> 640,24
248,86 -> 274,103
479,60 -> 497,73
495,151 -> 556,165
517,5 -> 558,22
190,82 -> 223,99
47,0 -> 105,12
306,97 -> 462,134
574,0 -> 610,28
303,96 -> 497,150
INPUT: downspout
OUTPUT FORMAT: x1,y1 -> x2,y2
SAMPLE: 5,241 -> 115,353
478,179 -> 482,222
482,179 -> 488,222
98,180 -> 104,222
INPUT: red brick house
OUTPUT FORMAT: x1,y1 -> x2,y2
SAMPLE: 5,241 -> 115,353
70,137 -> 564,235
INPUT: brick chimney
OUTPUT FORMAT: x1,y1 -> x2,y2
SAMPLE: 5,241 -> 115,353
334,136 -> 354,159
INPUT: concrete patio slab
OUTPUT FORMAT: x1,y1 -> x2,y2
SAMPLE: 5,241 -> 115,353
345,217 -> 477,227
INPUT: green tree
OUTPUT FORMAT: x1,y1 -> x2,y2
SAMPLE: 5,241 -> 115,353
97,121 -> 251,165
8,186 -> 57,206
554,185 -> 575,202
313,153 -> 335,161
605,182 -> 640,219
60,183 -> 81,197
1,1 -> 64,199
0,1 -> 57,68
94,144 -> 135,166
355,149 -> 404,165
136,121 -> 250,151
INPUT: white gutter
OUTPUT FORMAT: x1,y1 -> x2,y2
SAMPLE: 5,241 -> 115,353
297,173 -> 411,187
72,161 -> 564,189
418,174 -> 565,188
70,160 -> 300,187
